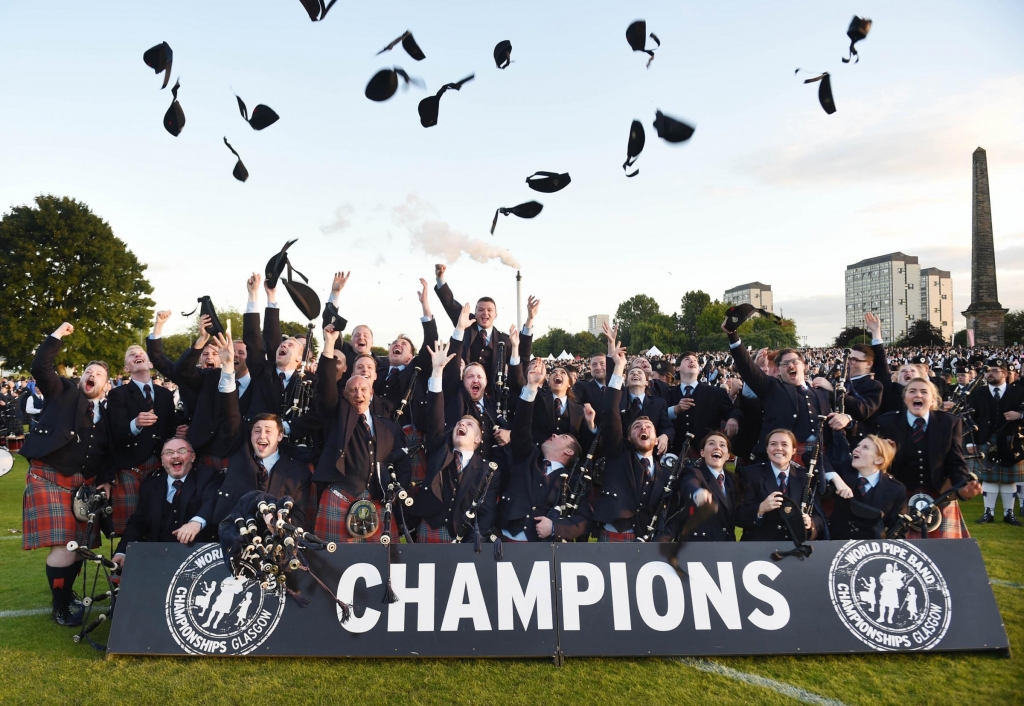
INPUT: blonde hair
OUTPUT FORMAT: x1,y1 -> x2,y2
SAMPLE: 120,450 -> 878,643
860,434 -> 896,472
902,378 -> 941,410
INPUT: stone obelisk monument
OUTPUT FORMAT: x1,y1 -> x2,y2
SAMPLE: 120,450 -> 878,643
962,147 -> 1007,345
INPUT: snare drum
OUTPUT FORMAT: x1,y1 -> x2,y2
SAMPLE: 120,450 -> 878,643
6,435 -> 24,453
0,448 -> 14,477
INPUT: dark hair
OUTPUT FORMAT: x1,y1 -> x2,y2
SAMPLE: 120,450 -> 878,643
476,297 -> 497,308
852,344 -> 874,365
84,360 -> 110,375
676,351 -> 698,366
699,430 -> 731,453
252,412 -> 284,434
775,349 -> 805,365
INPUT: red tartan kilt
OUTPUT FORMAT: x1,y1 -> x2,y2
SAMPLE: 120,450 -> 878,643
598,527 -> 636,543
904,490 -> 970,539
197,454 -> 230,471
402,426 -> 428,487
415,520 -> 454,543
314,486 -> 397,544
111,455 -> 162,535
6,435 -> 24,452
22,461 -> 96,550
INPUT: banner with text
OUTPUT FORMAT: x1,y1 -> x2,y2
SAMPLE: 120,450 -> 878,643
108,539 -> 1008,658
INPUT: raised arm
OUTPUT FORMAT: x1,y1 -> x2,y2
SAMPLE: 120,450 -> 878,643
432,264 -> 466,326
31,324 -> 72,399
243,273 -> 268,374
317,325 -> 342,416
724,324 -> 770,399
262,278 -> 282,361
511,359 -> 546,462
601,345 -> 628,451
865,313 -> 889,382
425,340 -> 456,449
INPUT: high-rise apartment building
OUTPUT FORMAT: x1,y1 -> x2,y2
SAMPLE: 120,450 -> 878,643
845,253 -> 921,343
588,314 -> 609,336
920,268 -> 954,343
724,282 -> 773,312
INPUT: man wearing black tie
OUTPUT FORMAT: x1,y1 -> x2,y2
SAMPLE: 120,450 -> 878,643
107,343 -> 180,535
667,352 -> 738,457
679,431 -> 738,541
432,263 -> 536,385
572,355 -> 607,413
112,437 -> 220,569
969,358 -> 1024,526
618,363 -> 673,456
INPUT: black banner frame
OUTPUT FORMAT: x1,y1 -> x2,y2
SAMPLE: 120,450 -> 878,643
108,539 -> 1010,660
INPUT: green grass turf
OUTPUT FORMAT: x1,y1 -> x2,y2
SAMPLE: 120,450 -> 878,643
0,453 -> 1020,706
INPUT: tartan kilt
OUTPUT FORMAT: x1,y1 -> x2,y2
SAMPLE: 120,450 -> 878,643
314,486 -> 397,544
402,426 -> 428,487
905,492 -> 970,539
415,520 -> 454,544
598,527 -> 636,543
197,454 -> 230,472
111,455 -> 161,535
22,461 -> 97,551
977,459 -> 1024,485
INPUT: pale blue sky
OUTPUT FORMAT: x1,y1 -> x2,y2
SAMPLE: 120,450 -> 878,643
3,1 -> 1023,346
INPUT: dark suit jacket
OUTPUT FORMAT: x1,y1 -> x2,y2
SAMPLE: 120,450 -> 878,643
731,342 -> 831,454
843,375 -> 884,428
498,391 -> 591,540
146,336 -> 199,423
969,383 -> 1024,465
617,390 -> 674,447
572,379 -> 608,415
530,388 -> 596,448
440,335 -> 504,456
106,379 -> 177,468
433,282 -> 532,388
115,466 -> 220,554
20,335 -> 114,483
591,386 -> 680,539
737,461 -> 826,541
679,462 -> 737,541
211,387 -> 313,528
413,389 -> 499,538
171,346 -> 248,458
731,388 -> 763,462
666,381 -> 737,454
876,410 -> 969,495
312,347 -> 409,496
375,317 -> 438,430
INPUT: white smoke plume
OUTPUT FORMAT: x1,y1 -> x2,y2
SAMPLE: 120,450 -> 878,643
321,203 -> 355,234
392,194 -> 520,269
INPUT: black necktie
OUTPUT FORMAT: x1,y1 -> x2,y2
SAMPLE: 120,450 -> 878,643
143,383 -> 153,409
481,329 -> 489,347
387,367 -> 398,383
683,385 -> 693,398
630,397 -> 641,414
171,479 -> 183,502
641,457 -> 652,477
554,398 -> 563,417
911,417 -> 925,443
716,473 -> 726,495
86,401 -> 95,423
454,451 -> 463,478
777,471 -> 788,495
994,387 -> 1002,401
359,413 -> 372,439
543,459 -> 552,475
857,476 -> 869,497
255,459 -> 268,491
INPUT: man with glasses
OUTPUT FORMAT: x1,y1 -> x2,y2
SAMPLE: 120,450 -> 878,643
112,437 -> 221,569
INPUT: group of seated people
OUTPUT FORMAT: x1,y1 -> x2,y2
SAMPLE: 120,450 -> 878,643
20,263 -> 997,626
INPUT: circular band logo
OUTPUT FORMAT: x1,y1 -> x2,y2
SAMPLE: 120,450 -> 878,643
828,540 -> 951,651
165,543 -> 285,655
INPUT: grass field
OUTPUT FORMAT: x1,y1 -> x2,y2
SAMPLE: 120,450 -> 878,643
0,453 -> 1020,706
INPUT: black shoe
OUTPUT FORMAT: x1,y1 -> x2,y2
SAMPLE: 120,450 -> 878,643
69,592 -> 84,611
977,509 -> 995,524
52,604 -> 84,627
1003,510 -> 1022,526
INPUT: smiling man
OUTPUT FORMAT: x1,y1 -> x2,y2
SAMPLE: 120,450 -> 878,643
679,431 -> 739,541
106,343 -> 179,534
21,322 -> 115,626
112,437 -> 220,570
591,346 -> 680,542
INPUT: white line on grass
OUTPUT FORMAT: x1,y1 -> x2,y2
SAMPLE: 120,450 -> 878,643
991,578 -> 1024,590
0,535 -> 23,541
679,658 -> 850,706
0,608 -> 49,618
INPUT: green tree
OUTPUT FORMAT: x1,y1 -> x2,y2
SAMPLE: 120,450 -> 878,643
533,328 -> 575,358
894,320 -> 945,347
1004,311 -> 1024,345
679,290 -> 711,349
953,329 -> 968,347
695,301 -> 730,351
630,313 -> 686,354
570,331 -> 606,359
0,195 -> 154,372
833,327 -> 868,347
280,321 -> 320,358
613,294 -> 662,347
160,333 -> 194,364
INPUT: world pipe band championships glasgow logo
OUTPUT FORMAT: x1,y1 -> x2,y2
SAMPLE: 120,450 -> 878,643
828,540 -> 951,651
165,544 -> 285,655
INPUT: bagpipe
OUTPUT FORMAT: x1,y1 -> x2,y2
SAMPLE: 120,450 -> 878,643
556,427 -> 602,520
452,460 -> 499,550
493,340 -> 510,422
65,486 -> 117,649
282,323 -> 318,459
887,472 -> 978,539
834,348 -> 851,415
392,365 -> 422,423
220,491 -> 351,622
637,434 -> 693,542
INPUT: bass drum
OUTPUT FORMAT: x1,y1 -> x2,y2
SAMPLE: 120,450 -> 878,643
0,448 -> 13,478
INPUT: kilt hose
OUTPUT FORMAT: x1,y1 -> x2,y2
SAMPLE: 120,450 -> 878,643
415,520 -> 454,543
905,488 -> 970,539
111,455 -> 161,535
22,461 -> 97,551
315,486 -> 397,544
598,527 -> 637,542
